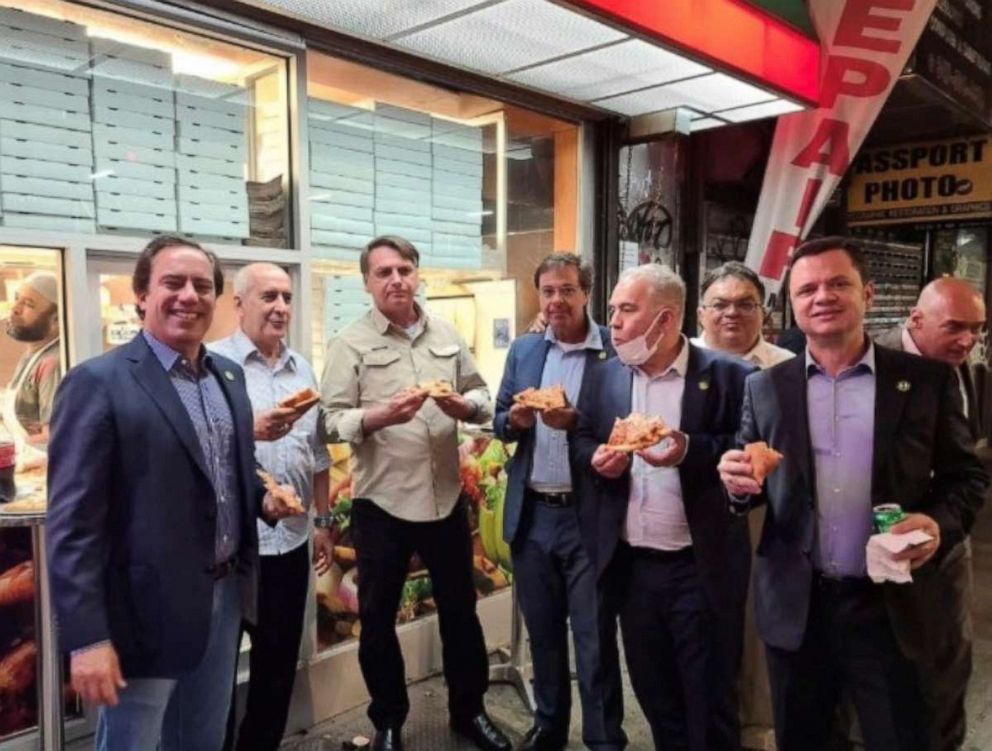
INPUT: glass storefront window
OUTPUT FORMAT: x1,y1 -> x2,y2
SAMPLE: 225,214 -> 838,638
0,246 -> 68,740
92,259 -> 242,353
306,52 -> 579,651
0,1 -> 290,246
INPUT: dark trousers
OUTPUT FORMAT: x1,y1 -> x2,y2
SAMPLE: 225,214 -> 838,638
351,498 -> 489,730
617,544 -> 741,751
887,539 -> 973,751
765,576 -> 927,751
512,500 -> 627,750
224,542 -> 310,751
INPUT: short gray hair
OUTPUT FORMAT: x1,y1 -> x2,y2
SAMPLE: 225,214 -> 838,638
233,262 -> 288,298
617,263 -> 686,324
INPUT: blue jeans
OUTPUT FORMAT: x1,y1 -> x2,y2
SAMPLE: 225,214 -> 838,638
96,575 -> 243,751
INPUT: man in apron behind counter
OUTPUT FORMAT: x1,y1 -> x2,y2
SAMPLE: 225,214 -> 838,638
3,271 -> 61,468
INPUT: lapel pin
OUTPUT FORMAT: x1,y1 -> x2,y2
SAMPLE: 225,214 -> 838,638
224,371 -> 235,382
598,351 -> 608,360
896,380 -> 911,392
698,381 -> 710,391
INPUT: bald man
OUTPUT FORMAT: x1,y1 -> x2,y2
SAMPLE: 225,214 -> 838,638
209,263 -> 332,751
4,272 -> 62,452
875,277 -> 986,751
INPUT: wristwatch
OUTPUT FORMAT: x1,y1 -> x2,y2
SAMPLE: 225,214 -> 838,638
313,513 -> 334,529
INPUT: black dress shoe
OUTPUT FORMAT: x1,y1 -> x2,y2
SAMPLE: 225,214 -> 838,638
450,712 -> 512,751
372,726 -> 403,751
518,725 -> 566,751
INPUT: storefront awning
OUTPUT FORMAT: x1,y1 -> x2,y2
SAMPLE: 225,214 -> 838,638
253,0 -> 819,130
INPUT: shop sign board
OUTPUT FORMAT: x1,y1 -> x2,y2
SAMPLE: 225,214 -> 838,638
744,0 -> 937,304
848,136 -> 992,225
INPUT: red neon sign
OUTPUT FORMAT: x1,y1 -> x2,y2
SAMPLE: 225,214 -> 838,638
566,0 -> 820,105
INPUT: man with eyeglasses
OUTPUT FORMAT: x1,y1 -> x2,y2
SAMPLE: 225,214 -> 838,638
691,261 -> 791,749
692,262 -> 793,370
874,277 -> 986,751
493,252 -> 622,751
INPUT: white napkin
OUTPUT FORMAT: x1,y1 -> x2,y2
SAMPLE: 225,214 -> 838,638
866,530 -> 934,584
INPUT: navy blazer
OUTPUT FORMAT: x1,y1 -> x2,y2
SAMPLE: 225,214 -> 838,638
493,325 -> 612,545
46,334 -> 266,678
571,343 -> 755,615
737,345 -> 988,651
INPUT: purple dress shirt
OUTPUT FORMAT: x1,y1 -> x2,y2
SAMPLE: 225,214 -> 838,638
806,344 -> 876,578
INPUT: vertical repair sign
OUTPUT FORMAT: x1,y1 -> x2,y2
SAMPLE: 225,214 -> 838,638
848,136 -> 992,225
745,0 -> 938,302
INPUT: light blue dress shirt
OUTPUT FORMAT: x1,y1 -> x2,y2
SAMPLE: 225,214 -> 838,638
528,317 -> 604,492
210,329 -> 331,556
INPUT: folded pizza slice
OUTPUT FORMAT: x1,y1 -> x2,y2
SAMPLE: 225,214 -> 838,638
256,469 -> 305,513
606,412 -> 671,452
744,441 -> 783,485
415,379 -> 456,398
278,387 -> 320,413
513,384 -> 567,411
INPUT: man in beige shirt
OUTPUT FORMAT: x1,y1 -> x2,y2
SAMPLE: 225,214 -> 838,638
320,235 -> 510,751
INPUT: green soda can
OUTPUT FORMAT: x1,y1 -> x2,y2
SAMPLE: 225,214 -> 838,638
873,504 -> 906,533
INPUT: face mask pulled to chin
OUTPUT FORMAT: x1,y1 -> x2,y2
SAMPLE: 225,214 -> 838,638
614,309 -> 665,366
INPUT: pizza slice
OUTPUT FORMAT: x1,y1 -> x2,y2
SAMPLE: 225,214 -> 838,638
513,384 -> 567,411
744,441 -> 783,485
278,387 -> 320,413
256,469 -> 305,513
415,379 -> 456,398
606,413 -> 671,452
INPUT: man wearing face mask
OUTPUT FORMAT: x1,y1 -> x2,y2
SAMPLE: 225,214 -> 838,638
4,271 -> 62,454
571,264 -> 755,751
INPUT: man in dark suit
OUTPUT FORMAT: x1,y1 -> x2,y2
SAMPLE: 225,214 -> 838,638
46,236 -> 300,750
874,276 -> 986,751
493,252 -> 621,751
571,263 -> 754,751
719,237 -> 987,751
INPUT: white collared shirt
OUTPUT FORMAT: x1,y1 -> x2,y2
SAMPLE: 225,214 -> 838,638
901,327 -> 969,418
624,335 -> 692,551
691,334 -> 794,369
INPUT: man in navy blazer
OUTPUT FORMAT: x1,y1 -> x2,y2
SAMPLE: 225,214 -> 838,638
719,238 -> 987,750
46,236 -> 301,750
571,264 -> 754,751
494,253 -> 620,751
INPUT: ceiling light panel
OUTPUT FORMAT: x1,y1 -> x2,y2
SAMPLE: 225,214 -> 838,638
718,98 -> 803,122
395,0 -> 626,75
254,0 -> 486,40
507,38 -> 710,101
597,72 -> 775,116
690,118 -> 727,131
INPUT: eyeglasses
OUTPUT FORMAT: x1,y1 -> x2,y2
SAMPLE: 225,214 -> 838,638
701,299 -> 761,314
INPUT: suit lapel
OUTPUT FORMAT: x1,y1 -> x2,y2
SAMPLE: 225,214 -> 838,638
126,335 -> 211,481
681,345 -> 709,433
778,356 -> 814,488
959,363 -> 980,440
872,347 -> 910,495
528,339 -> 554,387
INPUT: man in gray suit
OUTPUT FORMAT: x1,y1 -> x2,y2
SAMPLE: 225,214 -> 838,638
874,277 -> 986,751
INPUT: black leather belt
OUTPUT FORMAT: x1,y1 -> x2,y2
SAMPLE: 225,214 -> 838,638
628,544 -> 694,563
206,556 -> 239,580
526,489 -> 573,508
814,571 -> 873,593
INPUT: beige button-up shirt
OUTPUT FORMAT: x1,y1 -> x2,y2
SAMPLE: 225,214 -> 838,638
320,305 -> 493,521
691,334 -> 794,369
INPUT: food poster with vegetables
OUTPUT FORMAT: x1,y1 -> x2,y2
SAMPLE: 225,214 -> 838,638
316,433 -> 512,650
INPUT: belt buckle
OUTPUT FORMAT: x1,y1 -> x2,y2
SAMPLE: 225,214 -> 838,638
543,492 -> 570,507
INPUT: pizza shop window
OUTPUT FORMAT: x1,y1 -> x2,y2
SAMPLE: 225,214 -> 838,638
0,0 -> 290,246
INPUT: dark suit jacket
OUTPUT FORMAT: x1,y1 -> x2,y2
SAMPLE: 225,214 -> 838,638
46,334 -> 266,678
570,344 -> 756,615
874,325 -> 980,441
736,345 -> 988,651
493,325 -> 612,544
